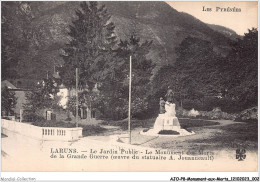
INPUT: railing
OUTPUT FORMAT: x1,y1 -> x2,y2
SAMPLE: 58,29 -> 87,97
1,119 -> 82,142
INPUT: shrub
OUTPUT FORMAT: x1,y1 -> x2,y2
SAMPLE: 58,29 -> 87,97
23,113 -> 45,122
65,117 -> 72,121
32,120 -> 76,127
2,116 -> 12,120
143,128 -> 150,132
158,130 -> 180,135
182,97 -> 245,113
80,125 -> 107,136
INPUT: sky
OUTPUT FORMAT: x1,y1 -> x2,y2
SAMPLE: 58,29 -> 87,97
166,1 -> 258,35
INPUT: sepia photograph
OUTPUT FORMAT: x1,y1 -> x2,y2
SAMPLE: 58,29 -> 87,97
1,0 -> 258,174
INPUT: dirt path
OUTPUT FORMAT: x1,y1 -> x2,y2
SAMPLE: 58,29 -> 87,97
75,119 -> 245,150
128,119 -> 243,149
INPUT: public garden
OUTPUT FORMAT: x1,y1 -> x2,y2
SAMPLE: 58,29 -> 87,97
5,107 -> 256,153
2,1 -> 258,156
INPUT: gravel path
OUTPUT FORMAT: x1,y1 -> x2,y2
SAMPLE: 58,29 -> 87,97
86,119 -> 244,150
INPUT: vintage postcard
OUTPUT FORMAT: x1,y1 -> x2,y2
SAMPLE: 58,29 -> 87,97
1,0 -> 258,174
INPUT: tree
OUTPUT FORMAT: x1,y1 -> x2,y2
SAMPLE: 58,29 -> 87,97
1,86 -> 17,116
153,37 -> 222,99
150,65 -> 185,112
174,36 -> 223,96
59,2 -> 118,118
60,1 -> 117,90
66,89 -> 99,117
1,2 -> 34,80
24,77 -> 60,114
151,36 -> 227,112
99,35 -> 155,119
219,28 -> 258,110
153,29 -> 258,113
117,35 -> 154,98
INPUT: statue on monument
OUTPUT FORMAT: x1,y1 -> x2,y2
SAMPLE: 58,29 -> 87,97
163,87 -> 176,117
151,87 -> 180,132
159,97 -> 166,114
165,86 -> 175,104
140,87 -> 194,136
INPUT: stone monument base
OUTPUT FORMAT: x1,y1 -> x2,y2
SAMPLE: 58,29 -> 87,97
140,113 -> 194,137
153,114 -> 180,132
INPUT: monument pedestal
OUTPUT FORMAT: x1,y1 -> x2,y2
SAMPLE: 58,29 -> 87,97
153,114 -> 181,133
140,102 -> 195,136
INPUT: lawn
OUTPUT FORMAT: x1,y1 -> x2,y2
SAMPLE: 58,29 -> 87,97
189,120 -> 258,151
102,118 -> 220,131
103,117 -> 257,152
101,118 -> 155,130
179,118 -> 220,130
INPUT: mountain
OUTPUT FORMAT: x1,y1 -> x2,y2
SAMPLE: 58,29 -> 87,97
207,24 -> 242,40
3,1 -> 235,80
103,2 -> 232,65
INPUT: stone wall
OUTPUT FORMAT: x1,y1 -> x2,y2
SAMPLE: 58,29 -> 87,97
1,119 -> 83,141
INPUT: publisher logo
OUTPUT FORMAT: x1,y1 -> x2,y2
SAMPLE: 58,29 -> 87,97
236,148 -> 246,161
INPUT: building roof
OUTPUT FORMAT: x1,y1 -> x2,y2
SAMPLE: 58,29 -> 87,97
12,78 -> 40,89
1,80 -> 17,90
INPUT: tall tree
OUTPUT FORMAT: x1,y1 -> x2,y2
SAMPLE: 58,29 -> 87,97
116,35 -> 154,99
1,2 -> 34,80
59,1 -> 118,119
60,1 -> 117,90
99,35 -> 155,119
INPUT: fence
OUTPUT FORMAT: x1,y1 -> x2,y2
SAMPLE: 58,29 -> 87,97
1,119 -> 82,142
